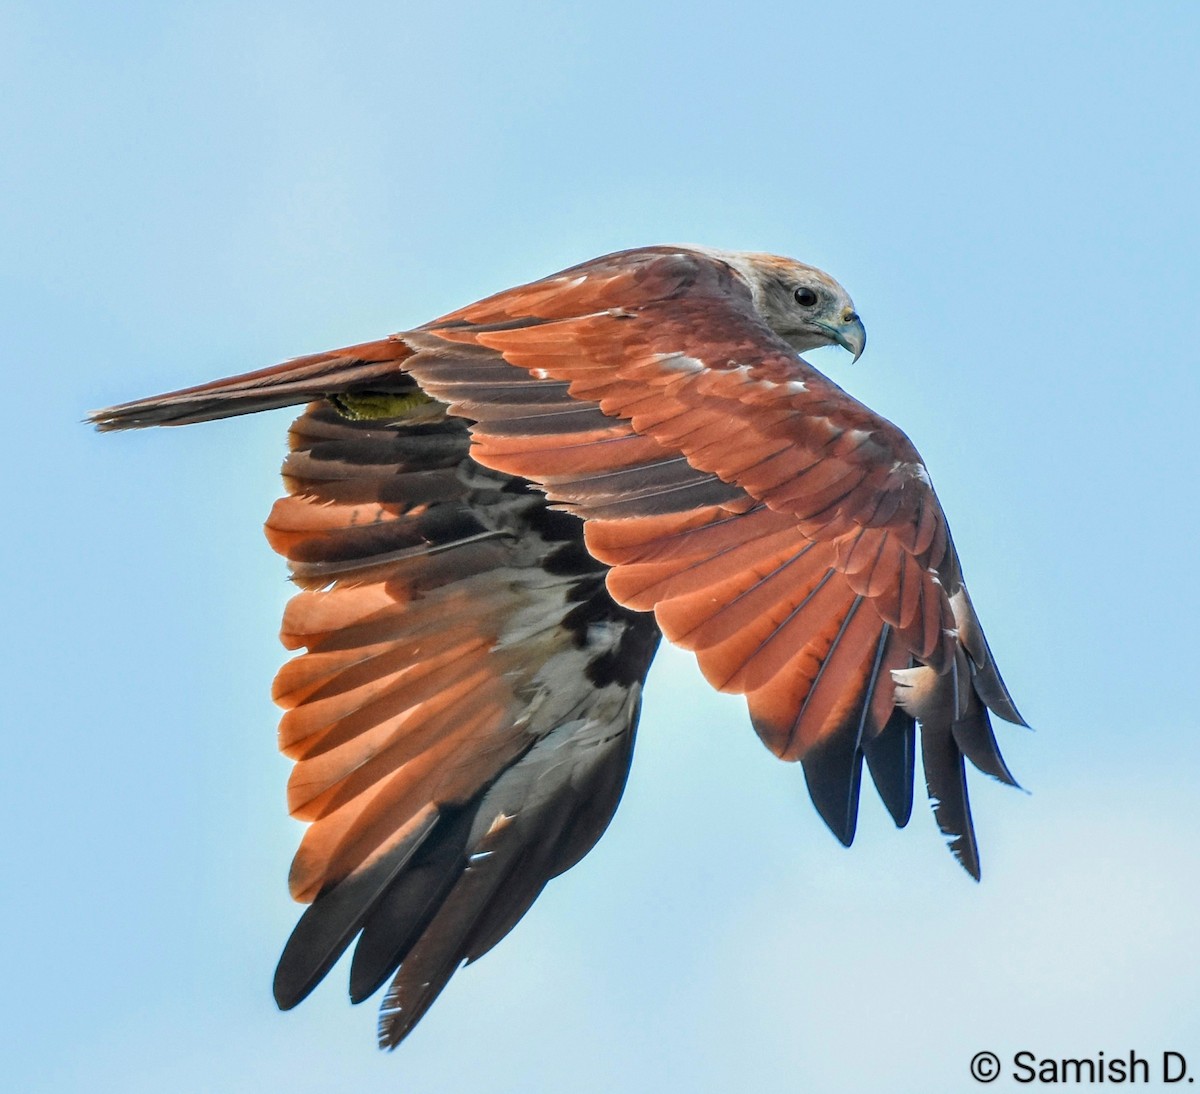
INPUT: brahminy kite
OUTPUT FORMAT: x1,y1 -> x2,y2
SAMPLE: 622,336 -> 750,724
92,245 -> 1025,1048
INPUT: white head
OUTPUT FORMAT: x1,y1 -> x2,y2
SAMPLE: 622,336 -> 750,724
697,247 -> 867,360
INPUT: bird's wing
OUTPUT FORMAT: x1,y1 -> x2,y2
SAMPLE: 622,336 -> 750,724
266,400 -> 659,1047
393,248 -> 1024,868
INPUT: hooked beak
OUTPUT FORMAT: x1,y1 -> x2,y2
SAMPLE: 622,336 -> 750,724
832,310 -> 866,362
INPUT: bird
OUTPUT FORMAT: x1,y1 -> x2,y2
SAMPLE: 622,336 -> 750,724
91,244 -> 1025,1049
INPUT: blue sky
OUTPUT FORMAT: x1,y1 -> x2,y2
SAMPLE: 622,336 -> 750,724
4,2 -> 1199,1091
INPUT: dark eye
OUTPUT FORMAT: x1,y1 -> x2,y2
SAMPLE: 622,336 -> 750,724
793,287 -> 819,307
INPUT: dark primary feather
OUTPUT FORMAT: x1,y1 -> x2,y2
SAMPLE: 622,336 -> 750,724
920,718 -> 981,880
863,706 -> 917,828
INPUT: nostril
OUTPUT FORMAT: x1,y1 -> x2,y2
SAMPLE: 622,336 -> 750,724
843,308 -> 859,323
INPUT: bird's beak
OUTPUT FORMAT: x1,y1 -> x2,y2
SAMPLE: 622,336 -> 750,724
832,311 -> 866,363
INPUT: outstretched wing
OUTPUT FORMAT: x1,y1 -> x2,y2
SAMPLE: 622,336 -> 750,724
266,400 -> 659,1046
395,248 -> 1024,867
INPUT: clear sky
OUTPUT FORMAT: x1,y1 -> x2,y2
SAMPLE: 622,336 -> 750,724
4,2 -> 1199,1091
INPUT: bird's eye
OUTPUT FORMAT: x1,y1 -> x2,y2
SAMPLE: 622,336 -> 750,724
793,287 -> 819,307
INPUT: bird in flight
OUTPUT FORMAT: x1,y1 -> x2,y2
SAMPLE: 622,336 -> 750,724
92,245 -> 1025,1048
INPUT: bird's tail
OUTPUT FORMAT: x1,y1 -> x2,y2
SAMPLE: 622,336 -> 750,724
88,336 -> 416,430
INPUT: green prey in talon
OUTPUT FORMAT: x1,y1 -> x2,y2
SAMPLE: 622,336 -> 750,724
328,389 -> 442,421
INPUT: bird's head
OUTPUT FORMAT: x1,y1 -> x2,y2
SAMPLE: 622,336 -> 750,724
709,250 -> 867,361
